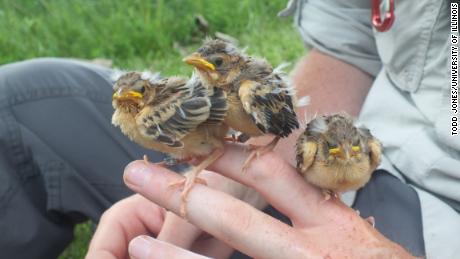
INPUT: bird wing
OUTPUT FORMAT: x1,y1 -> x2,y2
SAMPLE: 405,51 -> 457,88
238,79 -> 299,137
202,87 -> 228,125
296,133 -> 317,173
358,127 -> 382,171
136,87 -> 211,148
367,138 -> 382,171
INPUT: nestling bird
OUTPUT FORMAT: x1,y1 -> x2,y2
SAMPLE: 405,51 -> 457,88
296,113 -> 382,200
112,71 -> 229,216
183,39 -> 303,171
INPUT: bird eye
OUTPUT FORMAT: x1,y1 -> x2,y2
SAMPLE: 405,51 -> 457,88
213,57 -> 223,67
352,138 -> 360,146
139,86 -> 146,94
327,142 -> 338,149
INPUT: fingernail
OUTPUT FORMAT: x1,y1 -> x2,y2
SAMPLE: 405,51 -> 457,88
124,161 -> 151,187
129,236 -> 151,259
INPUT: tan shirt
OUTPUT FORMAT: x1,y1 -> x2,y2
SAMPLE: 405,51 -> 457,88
283,0 -> 460,257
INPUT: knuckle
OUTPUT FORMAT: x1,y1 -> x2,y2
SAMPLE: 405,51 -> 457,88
99,197 -> 133,223
99,207 -> 116,224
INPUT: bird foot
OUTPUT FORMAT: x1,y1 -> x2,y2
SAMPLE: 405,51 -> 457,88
224,135 -> 239,143
224,133 -> 250,143
168,174 -> 208,218
167,149 -> 223,218
321,189 -> 340,203
241,137 -> 280,173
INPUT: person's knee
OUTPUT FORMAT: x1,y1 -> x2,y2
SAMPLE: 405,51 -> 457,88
0,58 -> 113,103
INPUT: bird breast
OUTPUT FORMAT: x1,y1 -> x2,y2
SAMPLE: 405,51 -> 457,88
304,158 -> 372,193
113,108 -> 229,159
112,109 -> 185,157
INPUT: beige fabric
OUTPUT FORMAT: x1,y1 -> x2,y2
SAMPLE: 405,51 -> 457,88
285,0 -> 460,257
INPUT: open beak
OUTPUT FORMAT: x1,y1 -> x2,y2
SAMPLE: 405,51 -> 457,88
112,89 -> 143,101
183,53 -> 215,71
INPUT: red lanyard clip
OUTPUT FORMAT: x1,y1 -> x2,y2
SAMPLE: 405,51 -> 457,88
372,0 -> 395,32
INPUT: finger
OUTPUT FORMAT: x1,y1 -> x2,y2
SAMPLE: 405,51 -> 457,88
191,237 -> 235,259
159,212 -> 235,259
124,161 -> 318,258
129,236 -> 210,259
157,170 -> 266,251
86,195 -> 164,259
207,144 -> 327,226
157,211 -> 201,248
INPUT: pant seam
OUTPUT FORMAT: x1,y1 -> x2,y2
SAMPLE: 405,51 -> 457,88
0,109 -> 38,210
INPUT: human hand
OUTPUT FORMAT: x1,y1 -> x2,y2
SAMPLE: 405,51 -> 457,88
86,169 -> 265,259
119,144 -> 414,259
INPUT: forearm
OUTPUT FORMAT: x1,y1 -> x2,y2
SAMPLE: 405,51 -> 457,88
275,49 -> 374,164
293,48 -> 373,116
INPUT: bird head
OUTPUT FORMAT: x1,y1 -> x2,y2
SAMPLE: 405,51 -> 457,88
311,114 -> 366,165
112,71 -> 161,114
183,39 -> 243,86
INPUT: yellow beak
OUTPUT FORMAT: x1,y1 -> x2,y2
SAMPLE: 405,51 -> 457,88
183,53 -> 215,71
329,147 -> 350,160
112,89 -> 143,100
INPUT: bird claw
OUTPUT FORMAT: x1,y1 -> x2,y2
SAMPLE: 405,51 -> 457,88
169,176 -> 208,218
241,137 -> 280,173
224,133 -> 250,143
224,135 -> 239,143
355,210 -> 376,228
321,189 -> 332,203
167,149 -> 222,218
241,146 -> 265,173
320,189 -> 340,203
365,216 -> 376,228
168,177 -> 208,189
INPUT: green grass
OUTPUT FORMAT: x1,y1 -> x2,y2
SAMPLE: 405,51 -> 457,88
1,0 -> 306,258
1,0 -> 305,75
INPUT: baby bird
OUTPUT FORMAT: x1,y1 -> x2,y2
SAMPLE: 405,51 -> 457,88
112,71 -> 229,216
296,113 -> 382,200
183,39 -> 301,171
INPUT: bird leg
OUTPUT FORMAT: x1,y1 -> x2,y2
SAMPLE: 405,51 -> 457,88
241,136 -> 280,173
168,149 -> 224,218
223,135 -> 239,143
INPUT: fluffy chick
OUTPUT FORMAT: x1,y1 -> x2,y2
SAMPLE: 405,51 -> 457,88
183,39 -> 300,171
296,113 -> 382,199
112,71 -> 229,216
